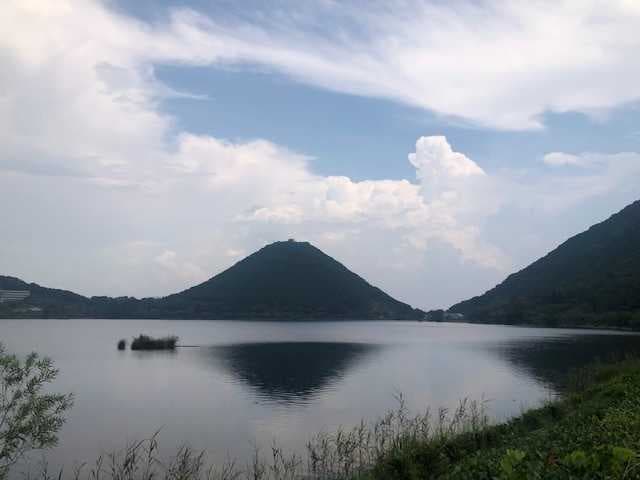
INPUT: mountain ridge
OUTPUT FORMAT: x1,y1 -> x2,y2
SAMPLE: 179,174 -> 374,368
449,199 -> 640,328
0,240 -> 423,320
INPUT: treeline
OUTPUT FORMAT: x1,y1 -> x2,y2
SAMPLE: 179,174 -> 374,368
0,240 -> 424,320
0,298 -> 420,320
452,301 -> 640,329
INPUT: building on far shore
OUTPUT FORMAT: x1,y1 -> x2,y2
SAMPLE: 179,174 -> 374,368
423,309 -> 465,322
0,290 -> 31,303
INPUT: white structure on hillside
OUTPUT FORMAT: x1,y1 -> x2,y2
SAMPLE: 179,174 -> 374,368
0,290 -> 30,303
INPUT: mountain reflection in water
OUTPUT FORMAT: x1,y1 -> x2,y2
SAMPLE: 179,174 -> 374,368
206,342 -> 381,405
491,333 -> 640,391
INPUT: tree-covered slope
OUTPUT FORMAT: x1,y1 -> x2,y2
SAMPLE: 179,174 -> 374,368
0,275 -> 93,315
0,275 -> 152,317
450,200 -> 640,328
160,240 -> 422,319
1,240 -> 423,320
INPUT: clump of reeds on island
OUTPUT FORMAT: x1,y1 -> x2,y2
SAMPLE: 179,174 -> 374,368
129,334 -> 179,351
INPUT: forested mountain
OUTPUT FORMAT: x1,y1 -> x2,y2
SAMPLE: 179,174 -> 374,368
0,275 -> 93,314
450,200 -> 640,328
160,240 -> 421,319
0,240 -> 423,320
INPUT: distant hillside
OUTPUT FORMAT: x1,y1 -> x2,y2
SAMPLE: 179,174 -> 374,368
450,200 -> 640,328
160,240 -> 422,319
0,240 -> 423,320
0,275 -> 92,315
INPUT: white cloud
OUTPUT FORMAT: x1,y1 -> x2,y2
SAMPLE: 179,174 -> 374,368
234,135 -> 505,269
225,248 -> 245,258
137,0 -> 640,130
1,0 -> 640,309
154,250 -> 205,281
6,0 -> 638,132
543,152 -> 586,167
410,136 -> 485,180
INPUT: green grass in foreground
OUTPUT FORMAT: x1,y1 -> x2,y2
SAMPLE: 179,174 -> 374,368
22,358 -> 640,480
364,358 -> 640,480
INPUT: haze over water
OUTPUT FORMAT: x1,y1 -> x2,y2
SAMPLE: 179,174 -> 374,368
2,320 -> 640,474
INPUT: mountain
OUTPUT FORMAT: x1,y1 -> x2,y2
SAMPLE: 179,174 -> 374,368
159,240 -> 422,319
450,200 -> 640,328
0,275 -> 93,314
0,240 -> 423,320
0,275 -> 146,317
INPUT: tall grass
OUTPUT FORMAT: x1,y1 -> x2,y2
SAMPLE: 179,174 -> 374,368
23,396 -> 488,480
18,357 -> 640,480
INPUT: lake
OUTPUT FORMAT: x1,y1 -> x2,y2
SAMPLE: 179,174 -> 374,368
1,319 -> 640,474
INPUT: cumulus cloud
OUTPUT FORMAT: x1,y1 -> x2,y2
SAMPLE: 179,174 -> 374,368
1,0 -> 640,308
410,137 -> 486,180
233,135 -> 505,268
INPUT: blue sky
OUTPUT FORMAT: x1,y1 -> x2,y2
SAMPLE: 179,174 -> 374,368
116,0 -> 640,173
1,0 -> 640,308
156,64 -> 640,180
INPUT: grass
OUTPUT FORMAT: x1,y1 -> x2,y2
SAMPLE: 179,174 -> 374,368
19,357 -> 640,479
130,334 -> 178,351
411,357 -> 640,480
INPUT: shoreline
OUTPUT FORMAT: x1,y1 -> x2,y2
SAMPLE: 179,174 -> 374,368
442,319 -> 640,333
2,316 -> 640,334
9,356 -> 639,479
362,356 -> 640,478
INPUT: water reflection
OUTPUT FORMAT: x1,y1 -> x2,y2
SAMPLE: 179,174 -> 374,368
206,342 -> 381,405
491,333 -> 640,390
129,349 -> 178,360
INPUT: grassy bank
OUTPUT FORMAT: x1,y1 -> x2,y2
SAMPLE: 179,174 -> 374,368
363,357 -> 640,479
21,358 -> 640,480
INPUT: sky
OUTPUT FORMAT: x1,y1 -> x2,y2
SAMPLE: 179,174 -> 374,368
1,0 -> 640,310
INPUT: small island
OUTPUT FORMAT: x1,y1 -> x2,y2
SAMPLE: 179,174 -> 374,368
130,334 -> 178,351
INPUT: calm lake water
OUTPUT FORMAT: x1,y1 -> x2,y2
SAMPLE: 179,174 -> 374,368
1,319 -> 640,473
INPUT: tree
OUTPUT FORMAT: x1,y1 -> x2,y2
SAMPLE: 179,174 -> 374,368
0,344 -> 73,479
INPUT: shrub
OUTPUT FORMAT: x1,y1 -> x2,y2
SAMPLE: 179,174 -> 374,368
0,343 -> 73,479
130,334 -> 178,351
117,339 -> 127,350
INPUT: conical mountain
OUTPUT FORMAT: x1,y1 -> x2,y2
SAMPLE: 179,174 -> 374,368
1,240 -> 422,319
160,240 -> 422,319
450,200 -> 640,328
